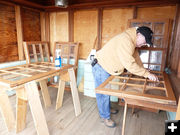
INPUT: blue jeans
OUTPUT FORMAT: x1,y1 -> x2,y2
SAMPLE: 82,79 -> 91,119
92,63 -> 111,119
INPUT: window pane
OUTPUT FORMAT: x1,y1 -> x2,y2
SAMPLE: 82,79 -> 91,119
149,65 -> 161,71
139,50 -> 149,63
150,51 -> 162,64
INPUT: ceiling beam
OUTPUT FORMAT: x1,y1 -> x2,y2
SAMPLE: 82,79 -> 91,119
2,0 -> 179,11
6,0 -> 44,10
44,0 -> 179,11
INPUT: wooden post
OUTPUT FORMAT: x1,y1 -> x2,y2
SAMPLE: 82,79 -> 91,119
16,86 -> 28,132
0,87 -> 15,131
97,8 -> 103,50
122,102 -> 128,135
133,6 -> 137,19
45,12 -> 50,42
40,12 -> 46,41
177,59 -> 180,78
25,81 -> 49,135
68,9 -> 74,42
15,5 -> 24,60
40,12 -> 50,42
176,96 -> 180,120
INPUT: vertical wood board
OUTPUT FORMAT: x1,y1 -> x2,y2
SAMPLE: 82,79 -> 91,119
49,12 -> 68,55
0,4 -> 18,63
170,5 -> 180,73
137,6 -> 176,19
102,8 -> 133,47
74,10 -> 98,59
50,12 -> 56,55
21,7 -> 41,41
15,5 -> 24,60
56,12 -> 69,42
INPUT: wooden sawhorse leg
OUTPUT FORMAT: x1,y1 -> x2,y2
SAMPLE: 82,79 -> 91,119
56,68 -> 81,116
0,86 -> 15,131
56,79 -> 65,110
68,68 -> 81,116
16,86 -> 28,133
25,81 -> 49,135
122,102 -> 128,135
39,80 -> 51,108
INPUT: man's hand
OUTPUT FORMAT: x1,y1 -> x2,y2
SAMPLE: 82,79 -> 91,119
147,73 -> 159,82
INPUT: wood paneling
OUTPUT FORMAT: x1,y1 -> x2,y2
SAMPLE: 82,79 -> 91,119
50,12 -> 69,55
137,6 -> 176,19
0,4 -> 18,63
169,72 -> 180,101
40,12 -> 50,42
56,12 -> 69,42
102,8 -> 133,47
74,10 -> 98,59
40,12 -> 46,41
21,7 -> 41,41
171,5 -> 180,75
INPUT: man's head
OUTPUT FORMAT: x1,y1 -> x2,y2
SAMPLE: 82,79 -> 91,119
136,26 -> 153,47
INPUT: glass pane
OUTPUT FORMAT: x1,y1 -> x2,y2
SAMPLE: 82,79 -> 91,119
143,64 -> 148,69
139,50 -> 149,63
142,22 -> 152,29
105,78 -> 125,90
8,75 -> 27,81
28,45 -> 33,54
128,79 -> 145,85
110,78 -> 123,90
153,36 -> 163,48
0,73 -> 17,80
145,89 -> 166,97
147,81 -> 164,88
149,65 -> 161,71
154,22 -> 164,35
150,51 -> 162,64
130,22 -> 141,27
124,85 -> 143,93
35,44 -> 40,53
37,54 -> 42,62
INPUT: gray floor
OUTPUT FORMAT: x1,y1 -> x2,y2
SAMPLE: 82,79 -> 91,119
0,87 -> 167,135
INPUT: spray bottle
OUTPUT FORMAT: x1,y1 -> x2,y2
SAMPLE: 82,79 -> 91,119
55,49 -> 62,67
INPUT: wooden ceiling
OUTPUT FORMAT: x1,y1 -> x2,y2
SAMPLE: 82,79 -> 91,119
5,0 -> 180,10
18,0 -> 180,6
25,0 -> 154,6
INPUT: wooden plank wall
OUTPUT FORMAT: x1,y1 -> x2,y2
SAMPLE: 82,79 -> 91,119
74,10 -> 98,59
102,8 -> 134,47
49,12 -> 69,55
0,3 -> 18,63
49,6 -> 176,59
137,6 -> 176,19
0,2 -> 42,63
171,5 -> 180,76
21,7 -> 41,41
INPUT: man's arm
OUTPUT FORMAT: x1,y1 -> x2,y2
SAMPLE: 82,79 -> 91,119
116,37 -> 150,78
133,48 -> 144,68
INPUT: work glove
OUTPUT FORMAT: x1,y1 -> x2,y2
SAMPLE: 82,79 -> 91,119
147,73 -> 159,82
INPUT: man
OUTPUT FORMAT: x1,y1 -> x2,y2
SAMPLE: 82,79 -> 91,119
91,26 -> 159,128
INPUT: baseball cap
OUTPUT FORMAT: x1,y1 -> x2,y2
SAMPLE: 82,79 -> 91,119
137,26 -> 153,46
